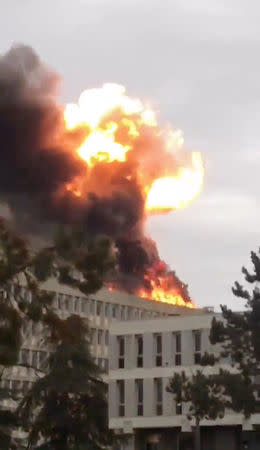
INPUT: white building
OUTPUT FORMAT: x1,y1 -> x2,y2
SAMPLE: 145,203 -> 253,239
108,313 -> 260,450
3,279 -> 202,393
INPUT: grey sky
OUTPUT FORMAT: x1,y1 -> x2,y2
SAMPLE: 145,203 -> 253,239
1,0 -> 260,309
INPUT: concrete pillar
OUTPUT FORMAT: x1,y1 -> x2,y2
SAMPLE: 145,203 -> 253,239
182,330 -> 193,366
109,381 -> 117,418
144,378 -> 154,416
163,332 -> 172,367
109,335 -> 118,370
125,335 -> 134,369
125,379 -> 136,417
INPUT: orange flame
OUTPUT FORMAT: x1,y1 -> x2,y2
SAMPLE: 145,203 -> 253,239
64,83 -> 203,308
64,83 -> 204,212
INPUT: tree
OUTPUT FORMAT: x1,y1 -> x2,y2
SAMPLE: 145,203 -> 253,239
210,248 -> 260,415
19,315 -> 113,450
167,354 -> 225,450
0,218 -> 115,448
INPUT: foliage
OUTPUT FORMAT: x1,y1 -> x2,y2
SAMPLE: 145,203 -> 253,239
167,370 -> 225,423
19,316 -> 113,450
210,249 -> 260,415
0,218 -> 115,448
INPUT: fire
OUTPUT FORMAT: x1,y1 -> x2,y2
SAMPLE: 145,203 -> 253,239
64,83 -> 203,309
138,288 -> 195,308
64,83 -> 204,212
138,261 -> 196,308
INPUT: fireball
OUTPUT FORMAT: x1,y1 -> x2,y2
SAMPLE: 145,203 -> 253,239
64,83 -> 204,213
64,83 -> 203,308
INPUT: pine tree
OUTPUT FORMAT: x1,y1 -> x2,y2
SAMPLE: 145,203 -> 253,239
19,315 -> 113,450
210,248 -> 260,415
167,354 -> 225,450
0,218 -> 115,448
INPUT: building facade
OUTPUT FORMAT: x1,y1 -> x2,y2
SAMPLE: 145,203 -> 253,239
3,278 -> 200,395
108,314 -> 260,450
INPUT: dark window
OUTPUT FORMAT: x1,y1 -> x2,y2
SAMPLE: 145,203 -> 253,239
112,305 -> 116,318
118,336 -> 125,368
105,330 -> 109,345
156,355 -> 162,366
74,297 -> 80,312
64,296 -> 69,310
176,402 -> 182,415
21,349 -> 30,365
32,351 -> 37,368
155,378 -> 163,416
81,298 -> 87,313
176,333 -> 181,353
194,352 -> 201,364
90,300 -> 95,315
136,335 -> 143,367
104,359 -> 109,373
38,351 -> 48,371
96,301 -> 102,316
194,331 -> 201,352
175,332 -> 182,365
155,334 -> 162,367
105,303 -> 110,317
175,353 -> 182,366
156,334 -> 162,354
117,380 -> 125,416
136,379 -> 143,416
194,331 -> 201,364
98,330 -> 103,345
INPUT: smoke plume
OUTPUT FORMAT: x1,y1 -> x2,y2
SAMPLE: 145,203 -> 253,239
0,44 -> 197,306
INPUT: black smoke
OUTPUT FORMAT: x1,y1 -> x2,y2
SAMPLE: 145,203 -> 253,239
0,45 -> 192,304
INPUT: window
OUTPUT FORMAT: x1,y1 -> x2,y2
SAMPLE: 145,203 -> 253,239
74,297 -> 80,313
32,350 -> 38,368
112,305 -> 116,318
118,336 -> 125,368
136,379 -> 143,416
20,349 -> 30,365
175,333 -> 182,366
90,299 -> 95,315
38,351 -> 48,371
176,401 -> 182,415
104,359 -> 109,372
57,294 -> 63,309
64,296 -> 69,311
81,298 -> 88,314
154,378 -> 163,415
105,330 -> 109,346
194,331 -> 201,364
91,328 -> 96,344
154,334 -> 162,366
117,380 -> 125,417
96,301 -> 102,316
98,329 -> 103,345
105,303 -> 110,317
136,335 -> 143,367
120,306 -> 125,321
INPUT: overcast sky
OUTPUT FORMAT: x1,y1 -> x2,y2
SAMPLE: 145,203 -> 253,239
1,0 -> 260,310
